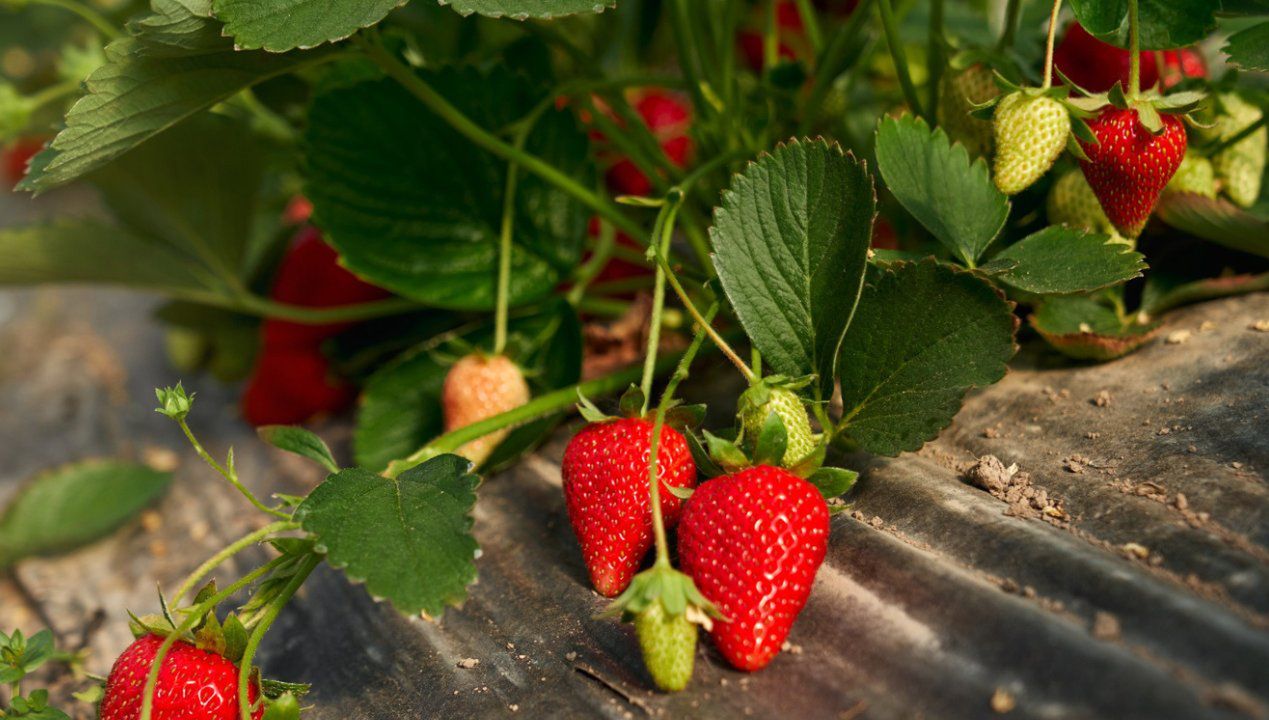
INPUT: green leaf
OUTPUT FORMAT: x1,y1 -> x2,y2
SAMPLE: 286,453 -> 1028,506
1030,294 -> 1160,361
1223,22 -> 1269,72
257,427 -> 339,473
354,301 -> 581,471
445,0 -> 615,19
0,221 -> 210,293
874,115 -> 1008,266
980,226 -> 1146,295
295,455 -> 479,617
0,460 -> 172,569
19,0 -> 321,193
1154,193 -> 1269,260
836,260 -> 1017,456
91,113 -> 277,279
212,0 -> 404,52
1142,272 -> 1269,317
1069,0 -> 1216,50
711,139 -> 875,396
304,66 -> 593,310
806,467 -> 858,498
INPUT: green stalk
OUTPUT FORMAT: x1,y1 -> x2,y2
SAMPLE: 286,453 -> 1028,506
648,303 -> 718,567
230,294 -> 422,324
652,246 -> 754,382
140,559 -> 285,720
237,554 -> 321,720
668,0 -> 713,120
568,220 -> 616,305
798,0 -> 875,135
495,126 -> 530,356
1127,0 -> 1140,99
996,0 -> 1023,52
794,0 -> 824,53
640,191 -> 686,414
171,521 -> 298,606
177,419 -> 290,520
1206,116 -> 1268,157
1042,0 -> 1063,89
27,0 -> 119,38
877,0 -> 926,120
764,0 -> 781,71
356,35 -> 647,243
927,0 -> 944,122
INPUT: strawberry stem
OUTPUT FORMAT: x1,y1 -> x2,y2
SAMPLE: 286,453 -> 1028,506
494,124 -> 531,356
1128,0 -> 1140,99
651,249 -> 755,382
648,303 -> 719,567
237,553 -> 321,720
877,0 -> 926,121
24,0 -> 120,39
1041,0 -> 1063,90
176,418 -> 290,520
640,191 -> 685,414
996,0 -> 1022,52
171,521 -> 298,606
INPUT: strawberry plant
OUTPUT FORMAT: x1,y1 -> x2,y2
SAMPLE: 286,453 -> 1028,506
0,0 -> 1265,710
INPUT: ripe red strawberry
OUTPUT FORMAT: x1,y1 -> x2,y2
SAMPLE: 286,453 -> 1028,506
240,226 -> 388,426
1079,108 -> 1187,238
562,417 -> 697,597
100,634 -> 262,720
2,136 -> 45,188
604,90 -> 694,196
441,353 -> 531,467
1054,23 -> 1205,93
678,465 -> 829,671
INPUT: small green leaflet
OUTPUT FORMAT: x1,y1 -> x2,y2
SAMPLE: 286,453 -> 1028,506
295,455 -> 480,618
0,460 -> 172,569
836,260 -> 1016,456
980,226 -> 1146,295
1223,22 -> 1269,72
874,115 -> 1008,267
212,0 -> 406,52
258,426 -> 339,473
20,0 -> 321,193
445,0 -> 616,18
1069,0 -> 1217,50
304,66 -> 593,310
711,139 -> 875,396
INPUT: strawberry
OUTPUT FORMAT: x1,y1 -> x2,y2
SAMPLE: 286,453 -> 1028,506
1209,93 -> 1266,208
992,91 -> 1071,195
1053,23 -> 1205,94
634,601 -> 697,692
736,379 -> 817,467
562,416 -> 697,597
604,90 -> 694,197
100,634 -> 262,720
441,353 -> 531,467
1079,108 -> 1187,238
242,345 -> 356,426
678,465 -> 829,671
2,136 -> 45,188
1046,169 -> 1127,244
1165,152 -> 1217,199
937,64 -> 998,157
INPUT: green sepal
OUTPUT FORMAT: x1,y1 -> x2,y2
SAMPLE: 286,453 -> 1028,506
751,412 -> 789,468
154,382 -> 194,421
663,404 -> 706,431
1108,83 -> 1130,110
575,389 -> 610,423
272,493 -> 306,509
1071,116 -> 1099,145
786,438 -> 828,478
221,614 -> 248,664
127,610 -> 175,640
991,70 -> 1021,93
618,385 -> 645,418
192,610 -> 226,656
261,678 -> 312,700
1155,90 -> 1207,114
73,684 -> 105,704
262,692 -> 302,720
1055,67 -> 1094,98
806,466 -> 859,499
1136,102 -> 1164,134
267,537 -> 316,556
702,430 -> 749,472
685,432 -> 723,479
1067,135 -> 1092,163
665,485 -> 695,500
598,565 -> 724,624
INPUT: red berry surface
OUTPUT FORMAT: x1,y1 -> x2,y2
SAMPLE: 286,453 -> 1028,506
1054,23 -> 1205,93
562,417 -> 697,597
1079,108 -> 1187,237
100,635 -> 262,720
2,136 -> 45,187
603,90 -> 694,196
678,465 -> 829,671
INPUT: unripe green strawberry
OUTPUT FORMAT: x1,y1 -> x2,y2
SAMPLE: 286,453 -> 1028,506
938,64 -> 997,157
635,602 -> 697,692
1165,152 -> 1217,199
993,91 -> 1071,195
441,353 -> 531,467
737,382 -> 816,466
1047,170 -> 1129,245
1210,93 -> 1266,208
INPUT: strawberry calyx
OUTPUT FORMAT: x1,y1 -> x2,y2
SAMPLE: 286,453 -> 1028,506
575,385 -> 706,432
599,564 -> 723,629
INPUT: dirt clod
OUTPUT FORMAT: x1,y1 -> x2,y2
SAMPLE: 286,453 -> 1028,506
1166,330 -> 1192,344
1091,611 -> 1121,641
963,456 -> 1069,526
1093,390 -> 1112,407
457,658 -> 480,669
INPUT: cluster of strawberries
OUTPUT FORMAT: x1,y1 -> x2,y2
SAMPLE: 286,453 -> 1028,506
944,21 -> 1264,244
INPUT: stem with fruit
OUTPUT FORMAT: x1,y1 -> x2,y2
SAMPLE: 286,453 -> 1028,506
640,191 -> 686,414
1127,0 -> 1140,99
171,521 -> 298,605
1042,0 -> 1063,90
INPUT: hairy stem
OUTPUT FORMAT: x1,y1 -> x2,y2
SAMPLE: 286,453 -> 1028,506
237,553 -> 320,720
1042,0 -> 1063,89
640,192 -> 685,414
171,521 -> 298,606
495,126 -> 531,356
877,0 -> 925,120
176,419 -> 289,520
654,250 -> 754,382
1127,0 -> 1140,98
